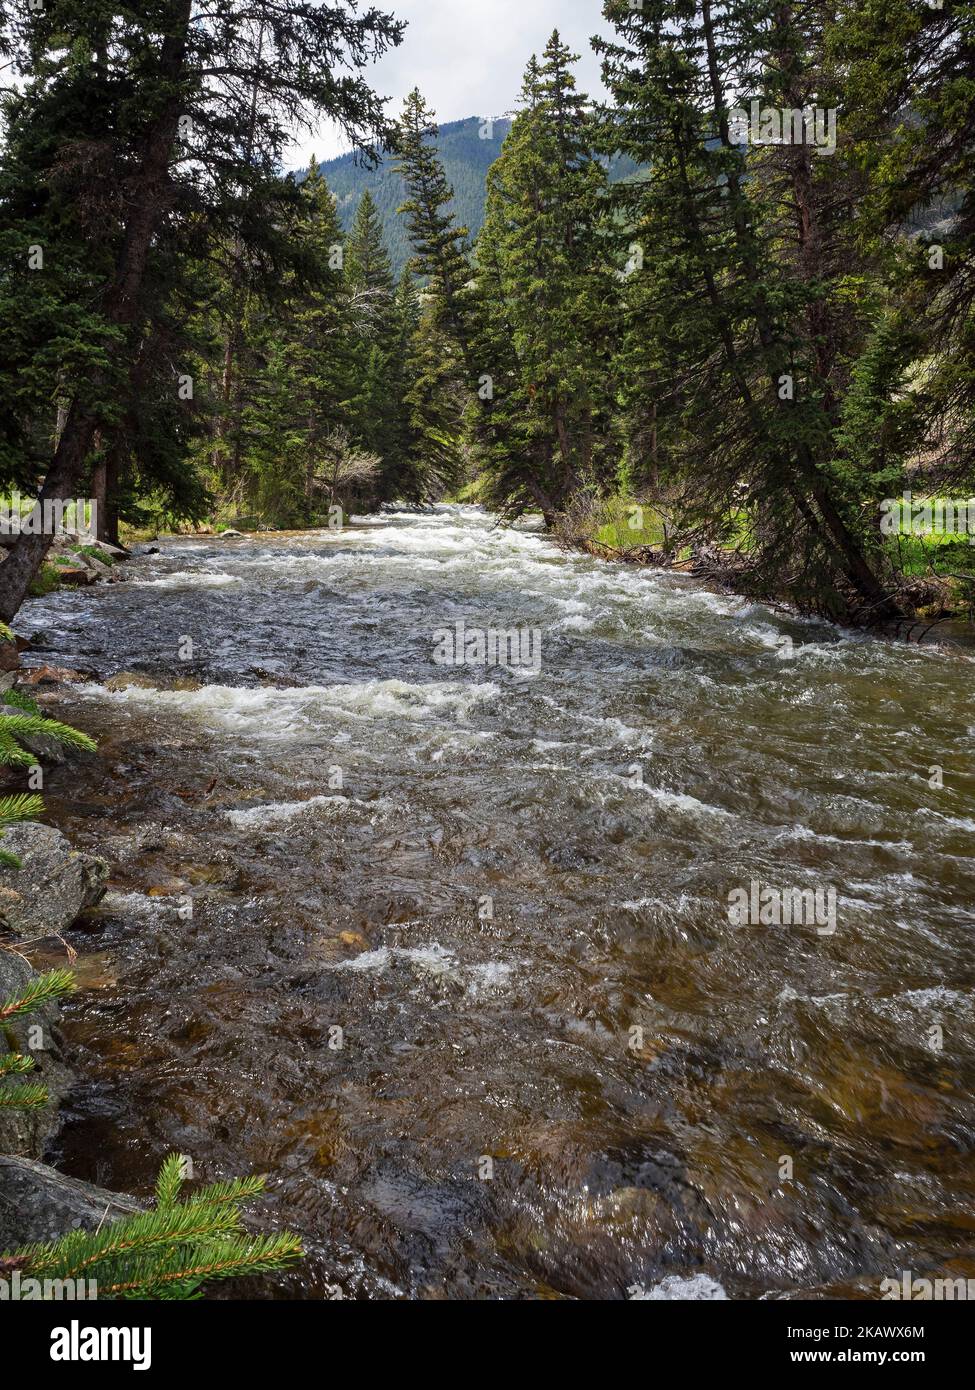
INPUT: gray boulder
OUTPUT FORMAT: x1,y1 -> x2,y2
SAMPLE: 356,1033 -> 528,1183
0,701 -> 96,765
0,823 -> 108,939
0,1155 -> 141,1251
0,951 -> 70,1163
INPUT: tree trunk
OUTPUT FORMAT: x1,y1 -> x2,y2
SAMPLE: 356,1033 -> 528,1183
0,0 -> 192,621
695,0 -> 900,621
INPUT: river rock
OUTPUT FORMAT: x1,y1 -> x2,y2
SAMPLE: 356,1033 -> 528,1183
0,952 -> 71,1164
104,671 -> 160,692
0,641 -> 19,673
89,540 -> 128,559
0,701 -> 94,765
0,1155 -> 141,1251
55,566 -> 96,587
0,823 -> 108,939
19,665 -> 92,686
80,554 -> 113,579
220,529 -> 244,539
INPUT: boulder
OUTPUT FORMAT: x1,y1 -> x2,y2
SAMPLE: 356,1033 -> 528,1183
19,665 -> 92,686
54,567 -> 96,587
0,1155 -> 141,1251
80,554 -> 113,579
0,952 -> 71,1163
0,823 -> 108,939
104,671 -> 160,692
0,642 -> 19,673
0,702 -> 94,765
219,529 -> 244,539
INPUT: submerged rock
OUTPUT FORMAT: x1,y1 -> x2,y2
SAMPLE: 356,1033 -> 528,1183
19,665 -> 92,686
104,671 -> 160,692
0,823 -> 108,939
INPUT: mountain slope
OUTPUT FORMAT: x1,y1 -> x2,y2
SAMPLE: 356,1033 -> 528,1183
315,116 -> 638,275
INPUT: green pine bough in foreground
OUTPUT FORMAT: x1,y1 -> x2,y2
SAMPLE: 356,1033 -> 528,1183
0,680 -> 303,1297
0,977 -> 304,1299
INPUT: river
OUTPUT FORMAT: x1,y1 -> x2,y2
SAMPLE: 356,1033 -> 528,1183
19,505 -> 975,1299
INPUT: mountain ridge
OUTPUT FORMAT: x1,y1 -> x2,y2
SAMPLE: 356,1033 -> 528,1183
312,116 -> 637,275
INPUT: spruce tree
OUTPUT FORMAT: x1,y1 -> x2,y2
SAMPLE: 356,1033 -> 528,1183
0,0 -> 404,619
470,34 -> 619,524
595,0 -> 902,619
247,162 -> 357,525
346,190 -> 400,472
394,89 -> 473,357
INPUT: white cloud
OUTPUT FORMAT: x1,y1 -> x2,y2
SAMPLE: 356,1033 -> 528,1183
285,0 -> 614,167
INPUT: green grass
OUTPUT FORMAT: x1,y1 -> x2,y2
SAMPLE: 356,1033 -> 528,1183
594,499 -> 667,549
884,532 -> 975,579
71,543 -> 114,565
27,563 -> 62,597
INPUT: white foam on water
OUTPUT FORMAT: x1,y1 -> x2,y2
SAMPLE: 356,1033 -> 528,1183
131,570 -> 242,588
628,1275 -> 728,1301
332,948 -> 393,973
918,809 -> 975,833
639,785 -> 734,819
224,795 -> 386,828
97,890 -> 174,915
329,942 -> 516,997
895,986 -> 973,1010
79,677 -> 501,738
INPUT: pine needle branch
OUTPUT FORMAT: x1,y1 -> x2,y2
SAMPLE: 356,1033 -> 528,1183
0,1080 -> 48,1108
0,968 -> 75,1022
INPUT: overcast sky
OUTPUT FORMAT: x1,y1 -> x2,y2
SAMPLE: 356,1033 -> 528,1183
285,0 -> 614,167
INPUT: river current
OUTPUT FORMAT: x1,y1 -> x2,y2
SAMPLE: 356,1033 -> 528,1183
20,505 -> 975,1299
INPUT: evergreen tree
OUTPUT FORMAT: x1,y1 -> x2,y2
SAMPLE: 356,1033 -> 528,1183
245,162 -> 357,526
470,34 -> 620,524
0,0 -> 404,620
594,0 -> 903,620
345,189 -> 401,472
394,89 -> 473,358
375,269 -> 426,502
401,297 -> 467,501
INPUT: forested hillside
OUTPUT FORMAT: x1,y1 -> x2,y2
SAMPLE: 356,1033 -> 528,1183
316,116 -> 638,274
318,117 -> 511,274
0,1 -> 972,631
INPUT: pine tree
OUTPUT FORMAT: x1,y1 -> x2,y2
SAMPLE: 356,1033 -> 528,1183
7,1152 -> 302,1299
595,0 -> 903,620
394,90 -> 473,355
401,297 -> 467,501
0,0 -> 404,620
0,969 -> 74,1108
246,162 -> 358,525
835,0 -> 975,495
470,34 -> 620,524
345,190 -> 401,473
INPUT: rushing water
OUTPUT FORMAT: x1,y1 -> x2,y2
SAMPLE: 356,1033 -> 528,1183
19,505 -> 975,1299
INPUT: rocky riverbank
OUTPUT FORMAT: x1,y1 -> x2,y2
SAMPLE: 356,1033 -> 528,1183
0,821 -> 121,1249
